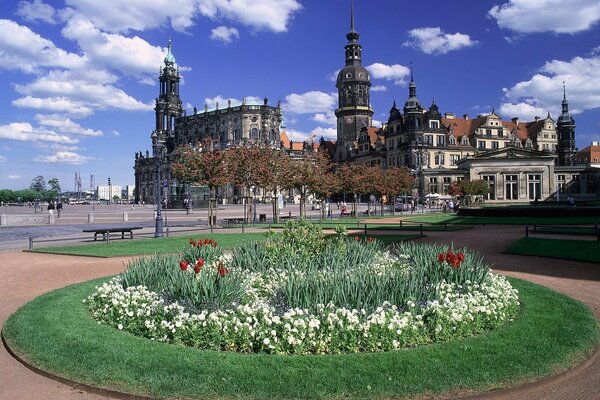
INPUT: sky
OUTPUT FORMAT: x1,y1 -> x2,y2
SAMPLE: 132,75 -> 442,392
1,0 -> 600,191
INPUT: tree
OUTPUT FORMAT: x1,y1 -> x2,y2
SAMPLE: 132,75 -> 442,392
458,179 -> 490,206
226,145 -> 272,223
30,176 -> 46,193
335,163 -> 366,216
47,177 -> 61,200
282,151 -> 330,218
172,141 -> 230,227
309,163 -> 338,219
256,149 -> 290,223
381,167 -> 414,215
447,181 -> 463,197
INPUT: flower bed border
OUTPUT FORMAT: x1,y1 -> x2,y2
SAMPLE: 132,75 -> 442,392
2,277 -> 599,400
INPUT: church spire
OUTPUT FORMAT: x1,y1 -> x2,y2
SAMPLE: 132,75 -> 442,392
346,0 -> 359,43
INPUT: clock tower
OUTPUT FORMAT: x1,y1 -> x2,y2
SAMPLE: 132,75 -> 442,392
334,0 -> 373,161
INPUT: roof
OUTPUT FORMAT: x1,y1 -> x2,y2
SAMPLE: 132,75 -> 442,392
280,130 -> 290,148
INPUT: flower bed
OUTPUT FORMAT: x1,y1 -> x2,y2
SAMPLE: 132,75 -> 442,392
85,220 -> 519,354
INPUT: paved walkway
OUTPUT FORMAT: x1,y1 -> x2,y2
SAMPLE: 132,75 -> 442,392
0,224 -> 598,400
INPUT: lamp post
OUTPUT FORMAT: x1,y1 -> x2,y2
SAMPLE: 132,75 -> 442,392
152,133 -> 165,238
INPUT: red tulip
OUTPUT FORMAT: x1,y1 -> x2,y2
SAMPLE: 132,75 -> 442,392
354,236 -> 360,241
196,257 -> 204,267
180,260 -> 189,271
188,239 -> 196,247
457,253 -> 465,262
218,263 -> 229,277
367,237 -> 374,243
437,253 -> 445,263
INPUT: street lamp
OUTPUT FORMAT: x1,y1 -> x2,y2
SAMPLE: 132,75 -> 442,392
152,132 -> 166,238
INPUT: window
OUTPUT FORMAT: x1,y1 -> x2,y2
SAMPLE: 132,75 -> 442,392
557,174 -> 565,194
425,135 -> 433,146
450,154 -> 460,165
429,177 -> 438,194
486,129 -> 492,136
443,177 -> 451,193
483,175 -> 496,200
492,141 -> 499,149
449,137 -> 455,145
528,174 -> 541,200
505,175 -> 518,200
437,135 -> 445,146
478,141 -> 486,149
498,129 -> 504,137
434,153 -> 445,165
430,120 -> 440,129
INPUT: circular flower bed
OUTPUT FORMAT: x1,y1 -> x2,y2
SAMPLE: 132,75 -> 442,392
85,220 -> 519,355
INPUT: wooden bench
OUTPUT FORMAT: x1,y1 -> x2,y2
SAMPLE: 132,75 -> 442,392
341,211 -> 355,218
83,226 -> 143,241
223,218 -> 245,227
279,215 -> 297,221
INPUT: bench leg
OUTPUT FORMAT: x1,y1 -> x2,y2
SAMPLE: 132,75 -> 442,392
122,231 -> 125,239
94,233 -> 98,241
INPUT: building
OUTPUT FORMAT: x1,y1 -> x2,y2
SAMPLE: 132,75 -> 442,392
134,40 -> 289,206
328,5 -> 599,202
97,185 -> 122,201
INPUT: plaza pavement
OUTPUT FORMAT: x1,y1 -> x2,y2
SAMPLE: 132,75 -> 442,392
0,223 -> 598,400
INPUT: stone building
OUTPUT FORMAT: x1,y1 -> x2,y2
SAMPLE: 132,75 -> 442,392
134,40 -> 286,206
329,5 -> 598,202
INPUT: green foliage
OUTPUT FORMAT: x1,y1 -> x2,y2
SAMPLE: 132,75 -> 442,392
459,179 -> 490,196
280,218 -> 325,256
30,175 -> 46,192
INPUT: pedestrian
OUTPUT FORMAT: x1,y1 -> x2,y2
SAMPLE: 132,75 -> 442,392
48,202 -> 55,214
56,201 -> 63,218
448,199 -> 454,213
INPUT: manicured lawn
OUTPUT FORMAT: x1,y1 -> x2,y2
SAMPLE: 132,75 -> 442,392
531,225 -> 599,236
402,213 -> 600,225
3,278 -> 598,399
27,232 -> 418,257
504,237 -> 600,264
28,233 -> 269,257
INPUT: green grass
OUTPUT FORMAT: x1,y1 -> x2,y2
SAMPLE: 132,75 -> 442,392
531,225 -> 599,236
402,213 -> 600,225
504,237 -> 600,264
3,278 -> 598,399
28,233 -> 269,257
28,232 -> 418,258
350,233 -> 424,244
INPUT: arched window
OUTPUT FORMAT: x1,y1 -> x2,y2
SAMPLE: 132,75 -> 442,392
250,127 -> 259,140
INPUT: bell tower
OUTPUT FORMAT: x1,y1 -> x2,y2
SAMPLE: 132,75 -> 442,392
155,38 -> 183,151
557,84 -> 576,166
334,0 -> 373,161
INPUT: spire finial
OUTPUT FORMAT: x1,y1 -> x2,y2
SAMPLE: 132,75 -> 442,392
563,81 -> 566,100
410,61 -> 414,83
393,99 -> 397,107
168,35 -> 172,50
351,0 -> 355,32
164,36 -> 176,65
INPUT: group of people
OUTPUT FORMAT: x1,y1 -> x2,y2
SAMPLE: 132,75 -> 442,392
47,201 -> 63,217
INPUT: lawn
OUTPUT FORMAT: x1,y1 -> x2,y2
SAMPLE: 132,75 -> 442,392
27,232 -> 419,257
402,212 -> 600,225
28,233 -> 269,257
504,237 -> 600,264
3,277 -> 597,399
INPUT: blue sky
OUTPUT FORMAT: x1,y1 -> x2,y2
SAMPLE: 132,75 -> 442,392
1,0 -> 599,191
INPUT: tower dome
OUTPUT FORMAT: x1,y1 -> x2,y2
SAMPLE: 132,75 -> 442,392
164,38 -> 176,66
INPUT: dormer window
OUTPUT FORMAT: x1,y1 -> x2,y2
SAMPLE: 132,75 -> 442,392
430,120 -> 440,129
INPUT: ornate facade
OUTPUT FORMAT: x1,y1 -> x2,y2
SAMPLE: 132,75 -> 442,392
134,41 -> 284,205
331,6 -> 598,202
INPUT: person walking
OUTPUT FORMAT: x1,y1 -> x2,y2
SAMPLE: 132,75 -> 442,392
56,201 -> 63,218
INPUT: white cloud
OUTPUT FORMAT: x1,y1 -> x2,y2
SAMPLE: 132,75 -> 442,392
489,0 -> 600,34
198,0 -> 302,33
202,95 -> 262,109
312,112 -> 337,126
34,114 -> 103,136
0,155 -> 6,163
12,96 -> 94,117
14,70 -> 154,115
63,0 -> 198,33
0,19 -> 87,73
498,102 -> 549,121
62,0 -> 302,33
111,130 -> 120,136
16,0 -> 58,24
327,69 -> 341,82
371,85 -> 387,92
61,17 -> 169,75
8,174 -> 21,180
0,122 -> 78,144
403,27 -> 477,55
283,91 -> 337,114
285,127 -> 336,143
210,26 -> 240,44
501,52 -> 600,118
365,63 -> 410,85
34,151 -> 93,164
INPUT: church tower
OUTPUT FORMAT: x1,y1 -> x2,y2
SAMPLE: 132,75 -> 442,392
403,66 -> 424,131
334,0 -> 373,161
154,38 -> 183,152
557,84 -> 576,166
